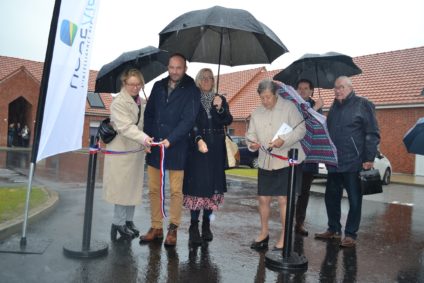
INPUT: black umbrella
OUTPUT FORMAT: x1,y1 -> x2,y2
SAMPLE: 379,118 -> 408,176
95,46 -> 169,94
403,117 -> 424,155
273,52 -> 362,90
159,5 -> 288,92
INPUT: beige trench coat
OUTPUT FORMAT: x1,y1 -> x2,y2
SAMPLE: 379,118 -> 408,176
103,89 -> 148,205
246,95 -> 306,170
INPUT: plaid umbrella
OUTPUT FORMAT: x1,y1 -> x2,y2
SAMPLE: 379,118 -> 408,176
277,83 -> 338,166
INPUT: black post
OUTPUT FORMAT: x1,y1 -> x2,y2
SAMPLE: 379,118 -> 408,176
282,148 -> 297,258
63,136 -> 108,258
265,148 -> 308,271
81,136 -> 98,250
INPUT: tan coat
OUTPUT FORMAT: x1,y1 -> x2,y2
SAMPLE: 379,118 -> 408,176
103,89 -> 148,205
246,96 -> 306,170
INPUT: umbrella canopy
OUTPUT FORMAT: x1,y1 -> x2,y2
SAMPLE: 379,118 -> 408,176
277,83 -> 338,166
95,46 -> 169,93
403,117 -> 424,155
159,5 -> 288,91
273,52 -> 362,89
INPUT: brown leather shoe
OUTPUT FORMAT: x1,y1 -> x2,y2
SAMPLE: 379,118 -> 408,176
340,237 -> 356,248
164,224 -> 178,247
139,228 -> 163,243
295,224 -> 309,236
314,230 -> 341,239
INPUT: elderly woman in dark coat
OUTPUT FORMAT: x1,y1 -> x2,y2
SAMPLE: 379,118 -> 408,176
183,68 -> 233,245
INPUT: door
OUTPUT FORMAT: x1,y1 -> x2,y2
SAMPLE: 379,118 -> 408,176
415,154 -> 424,176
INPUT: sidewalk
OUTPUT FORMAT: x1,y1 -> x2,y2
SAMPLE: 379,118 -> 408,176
391,173 -> 424,187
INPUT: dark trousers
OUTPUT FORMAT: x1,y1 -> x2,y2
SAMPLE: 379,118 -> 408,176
325,172 -> 362,239
295,171 -> 315,225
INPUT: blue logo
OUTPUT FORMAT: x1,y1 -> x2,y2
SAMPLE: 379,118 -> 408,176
60,19 -> 78,46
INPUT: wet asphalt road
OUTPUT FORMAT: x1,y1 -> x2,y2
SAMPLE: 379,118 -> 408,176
0,150 -> 424,282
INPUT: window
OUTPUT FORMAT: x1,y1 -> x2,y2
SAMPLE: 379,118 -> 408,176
87,92 -> 105,108
89,121 -> 101,140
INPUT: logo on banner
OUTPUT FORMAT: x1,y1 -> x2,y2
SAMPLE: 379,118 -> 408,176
60,20 -> 78,46
69,0 -> 97,90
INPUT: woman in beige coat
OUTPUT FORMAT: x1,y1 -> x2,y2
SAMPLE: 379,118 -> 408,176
246,79 -> 306,251
103,69 -> 153,241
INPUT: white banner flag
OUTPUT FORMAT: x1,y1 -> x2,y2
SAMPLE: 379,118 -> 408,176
37,0 -> 100,162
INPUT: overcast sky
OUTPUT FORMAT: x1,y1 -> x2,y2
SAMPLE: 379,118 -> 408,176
1,0 -> 424,90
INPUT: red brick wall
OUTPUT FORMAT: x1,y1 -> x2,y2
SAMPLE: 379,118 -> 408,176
376,107 -> 424,174
82,115 -> 107,147
0,70 -> 109,149
228,120 -> 249,136
0,70 -> 39,147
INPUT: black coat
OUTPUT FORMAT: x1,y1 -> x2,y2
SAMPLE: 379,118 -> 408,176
144,74 -> 200,170
327,91 -> 380,172
183,95 -> 233,197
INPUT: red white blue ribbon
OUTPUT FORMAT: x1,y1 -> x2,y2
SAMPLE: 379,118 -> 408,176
245,138 -> 298,166
158,143 -> 167,218
91,141 -> 168,218
89,145 -> 145,155
151,142 -> 167,218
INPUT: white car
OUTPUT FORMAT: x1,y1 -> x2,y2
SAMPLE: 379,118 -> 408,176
316,152 -> 392,185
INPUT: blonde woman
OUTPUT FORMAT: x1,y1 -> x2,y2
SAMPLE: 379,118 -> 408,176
103,68 -> 153,241
183,68 -> 233,245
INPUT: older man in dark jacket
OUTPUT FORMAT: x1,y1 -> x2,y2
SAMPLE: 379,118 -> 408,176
315,76 -> 380,248
140,54 -> 200,247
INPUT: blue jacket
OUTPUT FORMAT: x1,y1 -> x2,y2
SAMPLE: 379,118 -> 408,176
144,74 -> 200,170
326,91 -> 380,173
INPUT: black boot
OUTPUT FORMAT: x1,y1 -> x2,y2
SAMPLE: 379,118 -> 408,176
189,220 -> 203,246
125,221 -> 140,237
202,219 -> 213,242
111,224 -> 135,241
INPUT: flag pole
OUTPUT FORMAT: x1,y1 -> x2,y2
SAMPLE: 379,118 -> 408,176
20,0 -> 63,248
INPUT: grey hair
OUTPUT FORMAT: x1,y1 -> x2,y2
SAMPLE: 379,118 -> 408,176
336,76 -> 353,87
257,79 -> 278,95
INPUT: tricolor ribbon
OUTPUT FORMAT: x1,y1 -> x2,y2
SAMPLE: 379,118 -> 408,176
89,143 -> 145,155
91,141 -> 168,218
151,142 -> 167,218
246,138 -> 298,166
263,149 -> 298,166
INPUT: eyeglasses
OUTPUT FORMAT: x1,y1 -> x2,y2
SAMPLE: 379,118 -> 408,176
125,82 -> 142,88
200,76 -> 214,81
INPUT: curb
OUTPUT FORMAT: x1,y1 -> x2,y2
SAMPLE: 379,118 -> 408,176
0,187 -> 59,241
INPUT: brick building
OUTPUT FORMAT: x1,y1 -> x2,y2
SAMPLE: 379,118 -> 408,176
0,56 -> 111,149
218,47 -> 424,175
1,46 -> 424,175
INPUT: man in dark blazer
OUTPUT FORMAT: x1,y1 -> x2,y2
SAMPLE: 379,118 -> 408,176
140,53 -> 200,247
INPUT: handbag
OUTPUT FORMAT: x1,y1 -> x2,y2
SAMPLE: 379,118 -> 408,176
97,118 -> 117,144
359,169 -> 383,195
225,135 -> 239,168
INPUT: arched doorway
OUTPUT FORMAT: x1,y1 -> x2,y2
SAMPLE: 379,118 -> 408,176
8,97 -> 32,147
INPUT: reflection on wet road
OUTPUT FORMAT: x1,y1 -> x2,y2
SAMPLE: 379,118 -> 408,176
0,149 -> 423,282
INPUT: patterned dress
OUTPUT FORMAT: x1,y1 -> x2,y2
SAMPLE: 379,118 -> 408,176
183,92 -> 233,210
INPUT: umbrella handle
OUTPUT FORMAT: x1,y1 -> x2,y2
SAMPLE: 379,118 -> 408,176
141,88 -> 148,101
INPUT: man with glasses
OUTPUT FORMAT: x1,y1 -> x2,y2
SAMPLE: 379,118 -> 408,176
141,53 -> 200,247
315,76 -> 380,248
